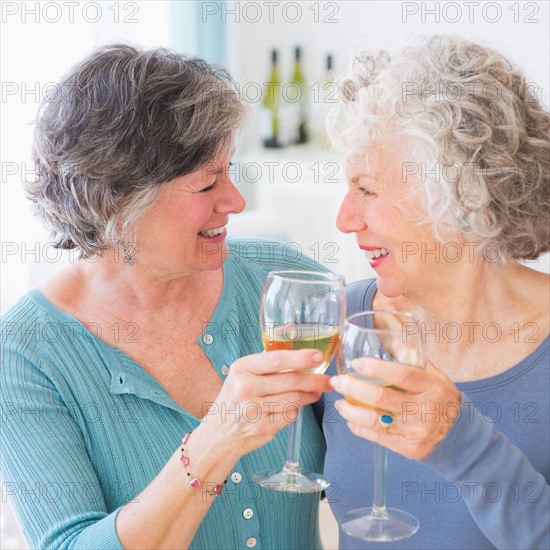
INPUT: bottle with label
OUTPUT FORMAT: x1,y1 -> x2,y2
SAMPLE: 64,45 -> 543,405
321,54 -> 336,149
261,50 -> 283,148
261,50 -> 282,148
290,46 -> 308,144
312,53 -> 336,149
325,54 -> 335,90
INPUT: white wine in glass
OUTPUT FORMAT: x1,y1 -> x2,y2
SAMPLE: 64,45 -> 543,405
337,310 -> 425,541
254,270 -> 346,492
262,322 -> 340,374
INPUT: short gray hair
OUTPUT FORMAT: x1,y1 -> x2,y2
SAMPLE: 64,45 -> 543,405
28,43 -> 247,258
328,35 -> 550,261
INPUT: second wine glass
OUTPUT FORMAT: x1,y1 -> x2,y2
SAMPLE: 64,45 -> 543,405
337,310 -> 425,541
253,270 -> 346,492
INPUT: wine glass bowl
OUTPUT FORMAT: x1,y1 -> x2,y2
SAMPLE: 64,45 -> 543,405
336,310 -> 425,541
262,322 -> 341,374
253,270 -> 346,492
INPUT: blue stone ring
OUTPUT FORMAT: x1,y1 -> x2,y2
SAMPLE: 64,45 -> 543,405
379,413 -> 395,427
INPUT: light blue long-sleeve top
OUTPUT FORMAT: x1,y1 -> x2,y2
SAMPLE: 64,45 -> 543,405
1,238 -> 328,550
323,279 -> 550,550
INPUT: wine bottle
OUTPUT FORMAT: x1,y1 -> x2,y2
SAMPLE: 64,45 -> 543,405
321,54 -> 336,149
325,54 -> 335,89
312,53 -> 336,148
261,50 -> 283,148
290,46 -> 308,144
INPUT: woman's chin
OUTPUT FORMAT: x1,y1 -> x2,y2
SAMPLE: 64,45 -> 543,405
375,277 -> 406,299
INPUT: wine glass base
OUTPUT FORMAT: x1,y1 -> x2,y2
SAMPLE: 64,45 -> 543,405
342,507 -> 419,542
253,468 -> 330,493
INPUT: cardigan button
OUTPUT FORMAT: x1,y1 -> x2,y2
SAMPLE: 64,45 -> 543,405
231,472 -> 242,484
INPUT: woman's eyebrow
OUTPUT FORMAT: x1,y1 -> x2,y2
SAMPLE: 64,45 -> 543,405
351,173 -> 377,185
204,150 -> 236,175
205,166 -> 225,175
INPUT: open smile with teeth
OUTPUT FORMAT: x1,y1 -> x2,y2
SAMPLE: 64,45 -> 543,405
199,225 -> 226,237
365,248 -> 389,260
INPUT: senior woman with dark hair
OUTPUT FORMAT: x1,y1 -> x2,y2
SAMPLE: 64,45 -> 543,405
0,44 -> 331,549
323,36 -> 549,549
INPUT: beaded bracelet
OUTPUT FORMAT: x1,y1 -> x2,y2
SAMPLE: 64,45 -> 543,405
179,432 -> 227,497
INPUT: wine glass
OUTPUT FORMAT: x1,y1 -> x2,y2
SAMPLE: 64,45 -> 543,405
253,270 -> 346,492
337,310 -> 425,541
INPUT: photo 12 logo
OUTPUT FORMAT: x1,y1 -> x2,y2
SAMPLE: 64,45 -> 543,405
402,317 -> 540,345
1,1 -> 139,24
401,1 -> 540,24
200,1 -> 339,24
201,160 -> 340,185
201,240 -> 339,265
402,480 -> 540,504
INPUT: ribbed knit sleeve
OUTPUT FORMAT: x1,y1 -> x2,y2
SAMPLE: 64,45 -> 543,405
422,393 -> 550,549
1,310 -> 124,549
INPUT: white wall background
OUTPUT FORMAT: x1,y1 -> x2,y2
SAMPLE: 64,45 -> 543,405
2,1 -> 549,314
1,2 -> 549,547
223,0 -> 549,283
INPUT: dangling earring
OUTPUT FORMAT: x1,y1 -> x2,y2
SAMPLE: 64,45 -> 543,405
122,243 -> 135,266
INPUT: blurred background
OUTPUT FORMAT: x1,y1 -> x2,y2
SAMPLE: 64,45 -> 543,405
1,1 -> 549,548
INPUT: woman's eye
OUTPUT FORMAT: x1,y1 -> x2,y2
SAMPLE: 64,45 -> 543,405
198,161 -> 234,192
358,187 -> 376,197
200,182 -> 219,193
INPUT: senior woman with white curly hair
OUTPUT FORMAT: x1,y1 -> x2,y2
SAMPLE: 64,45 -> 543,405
0,44 -> 332,549
323,35 -> 549,549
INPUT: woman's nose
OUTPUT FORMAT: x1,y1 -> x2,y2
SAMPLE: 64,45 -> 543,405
218,178 -> 247,214
336,192 -> 366,234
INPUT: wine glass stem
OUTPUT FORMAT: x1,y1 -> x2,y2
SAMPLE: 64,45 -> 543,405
285,407 -> 303,470
372,444 -> 388,517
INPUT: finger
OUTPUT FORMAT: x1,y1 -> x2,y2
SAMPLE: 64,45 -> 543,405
334,398 -> 413,436
329,373 -> 412,413
255,372 -> 331,397
346,421 -> 430,460
350,357 -> 427,392
245,394 -> 322,433
265,405 -> 302,433
346,421 -> 405,451
257,390 -> 326,415
234,349 -> 324,375
334,398 -> 381,429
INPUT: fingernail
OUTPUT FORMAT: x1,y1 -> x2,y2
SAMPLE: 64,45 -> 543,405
351,358 -> 368,373
329,376 -> 341,389
312,351 -> 323,363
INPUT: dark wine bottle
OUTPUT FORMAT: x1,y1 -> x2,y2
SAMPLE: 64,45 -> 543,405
261,50 -> 283,148
290,46 -> 308,144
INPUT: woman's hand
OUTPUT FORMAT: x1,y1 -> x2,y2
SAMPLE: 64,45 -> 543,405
199,349 -> 331,460
329,358 -> 462,460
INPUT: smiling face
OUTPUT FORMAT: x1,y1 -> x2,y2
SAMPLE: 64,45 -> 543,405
336,140 -> 443,298
131,145 -> 246,280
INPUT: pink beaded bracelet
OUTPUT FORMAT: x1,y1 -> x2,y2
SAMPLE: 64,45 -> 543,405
179,432 -> 227,497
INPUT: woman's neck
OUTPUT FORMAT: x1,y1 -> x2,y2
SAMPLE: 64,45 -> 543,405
405,261 -> 543,326
40,251 -> 224,323
384,261 -> 549,380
